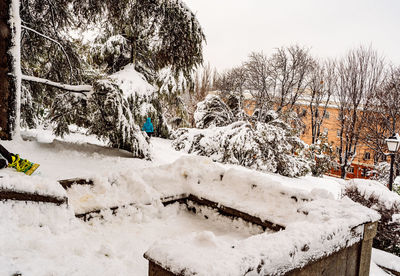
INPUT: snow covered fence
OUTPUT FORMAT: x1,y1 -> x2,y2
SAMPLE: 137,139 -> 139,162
0,174 -> 67,205
57,155 -> 380,275
0,174 -> 72,231
139,158 -> 380,276
164,194 -> 285,232
144,208 -> 378,276
58,177 -> 94,190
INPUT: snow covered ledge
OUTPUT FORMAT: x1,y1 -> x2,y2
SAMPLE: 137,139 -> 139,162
144,191 -> 379,276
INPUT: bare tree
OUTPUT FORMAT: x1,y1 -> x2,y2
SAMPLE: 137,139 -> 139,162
308,60 -> 336,144
214,66 -> 248,119
244,45 -> 314,121
335,46 -> 385,178
243,51 -> 271,118
361,66 -> 400,163
268,45 -> 314,113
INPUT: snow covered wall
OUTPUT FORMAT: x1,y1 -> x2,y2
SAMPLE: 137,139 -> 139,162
62,155 -> 379,276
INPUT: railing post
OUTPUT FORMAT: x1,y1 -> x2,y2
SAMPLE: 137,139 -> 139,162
358,221 -> 378,276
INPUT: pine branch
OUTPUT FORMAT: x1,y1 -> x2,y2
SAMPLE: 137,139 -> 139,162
21,25 -> 74,83
21,74 -> 92,95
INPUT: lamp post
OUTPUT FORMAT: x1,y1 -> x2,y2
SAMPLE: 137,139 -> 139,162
385,133 -> 400,191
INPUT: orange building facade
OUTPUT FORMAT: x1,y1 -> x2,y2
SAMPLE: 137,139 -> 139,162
297,104 -> 375,179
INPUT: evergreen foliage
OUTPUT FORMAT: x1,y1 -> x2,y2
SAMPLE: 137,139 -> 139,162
17,0 -> 204,158
88,80 -> 151,159
72,0 -> 205,79
174,95 -> 312,177
307,135 -> 336,177
194,95 -> 235,129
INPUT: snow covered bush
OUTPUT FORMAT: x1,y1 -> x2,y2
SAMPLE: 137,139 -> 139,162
174,94 -> 312,177
111,64 -> 171,138
88,80 -> 150,159
307,135 -> 336,177
370,162 -> 391,185
173,120 -> 311,177
127,93 -> 170,138
344,180 -> 400,256
194,95 -> 235,129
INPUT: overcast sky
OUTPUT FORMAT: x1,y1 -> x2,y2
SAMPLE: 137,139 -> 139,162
184,0 -> 400,71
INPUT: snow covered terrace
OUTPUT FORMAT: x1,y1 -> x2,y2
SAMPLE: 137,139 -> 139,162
0,133 -> 383,275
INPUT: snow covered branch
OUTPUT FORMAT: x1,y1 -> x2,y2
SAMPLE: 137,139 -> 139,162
21,25 -> 74,82
21,75 -> 92,95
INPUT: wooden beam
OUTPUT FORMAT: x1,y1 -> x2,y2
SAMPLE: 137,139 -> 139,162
0,189 -> 67,205
58,178 -> 94,190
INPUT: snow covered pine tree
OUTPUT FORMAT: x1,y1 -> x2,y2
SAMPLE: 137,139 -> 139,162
174,95 -> 312,177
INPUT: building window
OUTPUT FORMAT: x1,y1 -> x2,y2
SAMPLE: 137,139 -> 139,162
348,166 -> 354,174
361,168 -> 369,177
347,151 -> 356,158
324,112 -> 330,119
336,148 -> 340,155
364,152 -> 371,160
323,128 -> 328,135
337,130 -> 341,137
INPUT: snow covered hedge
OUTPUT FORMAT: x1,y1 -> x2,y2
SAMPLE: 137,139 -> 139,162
173,120 -> 311,177
174,94 -> 312,177
344,179 -> 400,256
194,95 -> 235,128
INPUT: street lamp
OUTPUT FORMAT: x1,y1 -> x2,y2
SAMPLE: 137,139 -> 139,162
385,133 -> 400,191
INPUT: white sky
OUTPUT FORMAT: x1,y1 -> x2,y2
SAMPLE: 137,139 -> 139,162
184,0 -> 400,71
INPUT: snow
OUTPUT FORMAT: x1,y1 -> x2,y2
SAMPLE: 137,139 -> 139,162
145,196 -> 377,275
347,179 -> 400,209
21,75 -> 92,95
392,213 -> 400,223
0,202 -> 261,276
372,248 -> 400,274
0,129 -> 393,275
111,64 -> 156,98
0,173 -> 66,198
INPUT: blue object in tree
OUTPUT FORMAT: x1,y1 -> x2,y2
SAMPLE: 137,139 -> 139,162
142,117 -> 154,134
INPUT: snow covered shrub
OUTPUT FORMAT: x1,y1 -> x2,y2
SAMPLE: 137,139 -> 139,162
395,177 -> 400,196
251,105 -> 278,124
110,64 -> 171,138
194,95 -> 235,129
20,85 -> 40,129
307,135 -> 336,177
370,162 -> 391,185
344,180 -> 400,256
127,93 -> 170,138
88,80 -> 150,159
173,120 -> 311,177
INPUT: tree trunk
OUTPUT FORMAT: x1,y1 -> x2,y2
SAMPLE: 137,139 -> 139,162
0,0 -> 16,140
